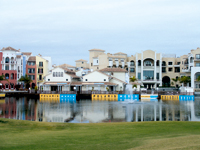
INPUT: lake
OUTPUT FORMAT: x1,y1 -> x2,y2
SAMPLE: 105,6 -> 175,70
0,97 -> 200,123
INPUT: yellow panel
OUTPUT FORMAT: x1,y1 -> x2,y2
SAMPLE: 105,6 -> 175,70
0,94 -> 5,97
161,95 -> 180,101
0,100 -> 5,104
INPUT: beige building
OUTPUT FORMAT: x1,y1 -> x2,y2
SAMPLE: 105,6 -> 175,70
75,59 -> 89,69
76,47 -> 200,90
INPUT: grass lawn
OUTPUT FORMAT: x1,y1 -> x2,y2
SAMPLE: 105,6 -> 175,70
0,118 -> 200,150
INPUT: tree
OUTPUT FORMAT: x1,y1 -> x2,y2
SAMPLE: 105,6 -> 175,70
0,75 -> 9,87
18,74 -> 32,90
178,76 -> 191,87
172,78 -> 179,87
130,76 -> 137,82
130,76 -> 137,89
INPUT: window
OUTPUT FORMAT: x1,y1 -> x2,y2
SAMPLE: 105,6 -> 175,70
130,61 -> 134,66
5,57 -> 9,63
177,62 -> 181,65
5,84 -> 9,89
138,60 -> 141,66
38,68 -> 43,73
39,62 -> 43,67
168,62 -> 173,65
5,73 -> 9,79
39,75 -> 42,80
5,66 -> 9,70
82,62 -> 84,64
104,79 -> 106,81
61,72 -> 63,77
145,61 -> 152,66
66,79 -> 68,81
48,79 -> 50,81
91,63 -> 93,66
85,79 -> 88,81
28,75 -> 35,80
11,73 -> 14,79
53,72 -> 55,77
28,68 -> 35,73
109,58 -> 112,61
162,67 -> 166,73
143,71 -> 154,80
97,60 -> 98,63
175,67 -> 180,72
196,54 -> 200,59
196,63 -> 200,67
156,73 -> 159,80
130,68 -> 135,72
168,68 -> 173,71
138,73 -> 141,80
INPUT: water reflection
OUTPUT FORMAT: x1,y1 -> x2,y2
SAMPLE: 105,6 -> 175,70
1,97 -> 200,123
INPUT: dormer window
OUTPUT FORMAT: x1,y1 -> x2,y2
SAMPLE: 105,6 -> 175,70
104,79 -> 106,81
85,79 -> 88,81
66,79 -> 68,81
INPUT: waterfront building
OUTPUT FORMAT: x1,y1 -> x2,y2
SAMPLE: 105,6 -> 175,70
77,47 -> 200,90
42,67 -> 81,92
26,56 -> 37,88
0,47 -> 31,89
58,64 -> 76,71
75,59 -> 89,70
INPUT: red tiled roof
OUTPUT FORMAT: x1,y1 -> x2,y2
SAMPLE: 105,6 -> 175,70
99,68 -> 127,72
75,59 -> 88,62
1,46 -> 20,51
22,52 -> 32,56
28,56 -> 36,61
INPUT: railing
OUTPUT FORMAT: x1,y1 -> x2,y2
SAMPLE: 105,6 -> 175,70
39,91 -> 76,94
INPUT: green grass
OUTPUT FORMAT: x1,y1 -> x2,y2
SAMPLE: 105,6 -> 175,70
0,118 -> 200,150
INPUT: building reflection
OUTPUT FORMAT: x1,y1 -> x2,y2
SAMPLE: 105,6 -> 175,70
1,97 -> 200,123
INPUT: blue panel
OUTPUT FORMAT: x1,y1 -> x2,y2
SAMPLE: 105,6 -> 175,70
179,95 -> 194,101
150,99 -> 158,101
118,94 -> 139,101
60,94 -> 76,103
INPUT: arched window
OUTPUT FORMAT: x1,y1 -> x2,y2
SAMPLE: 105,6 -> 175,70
11,73 -> 14,79
5,73 -> 9,79
130,60 -> 134,66
5,57 -> 9,63
162,61 -> 166,66
144,61 -> 152,66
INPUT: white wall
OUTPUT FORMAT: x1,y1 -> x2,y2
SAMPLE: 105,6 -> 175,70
83,71 -> 109,82
93,58 -> 99,66
45,67 -> 72,82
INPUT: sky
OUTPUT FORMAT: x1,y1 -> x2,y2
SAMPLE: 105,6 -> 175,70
0,0 -> 200,66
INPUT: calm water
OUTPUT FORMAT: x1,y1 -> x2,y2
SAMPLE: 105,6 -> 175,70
1,97 -> 200,123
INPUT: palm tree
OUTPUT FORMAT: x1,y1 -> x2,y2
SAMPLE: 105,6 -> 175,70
172,78 -> 179,87
130,76 -> 137,89
18,74 -> 32,90
178,76 -> 191,87
130,76 -> 137,82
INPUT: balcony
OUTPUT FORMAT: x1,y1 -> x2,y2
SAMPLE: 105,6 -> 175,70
182,68 -> 191,72
194,58 -> 200,62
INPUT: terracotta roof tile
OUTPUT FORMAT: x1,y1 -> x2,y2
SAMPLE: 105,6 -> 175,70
28,56 -> 36,61
99,68 -> 127,72
1,46 -> 20,51
58,64 -> 76,68
16,55 -> 22,58
22,52 -> 32,56
114,52 -> 127,55
75,59 -> 88,62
